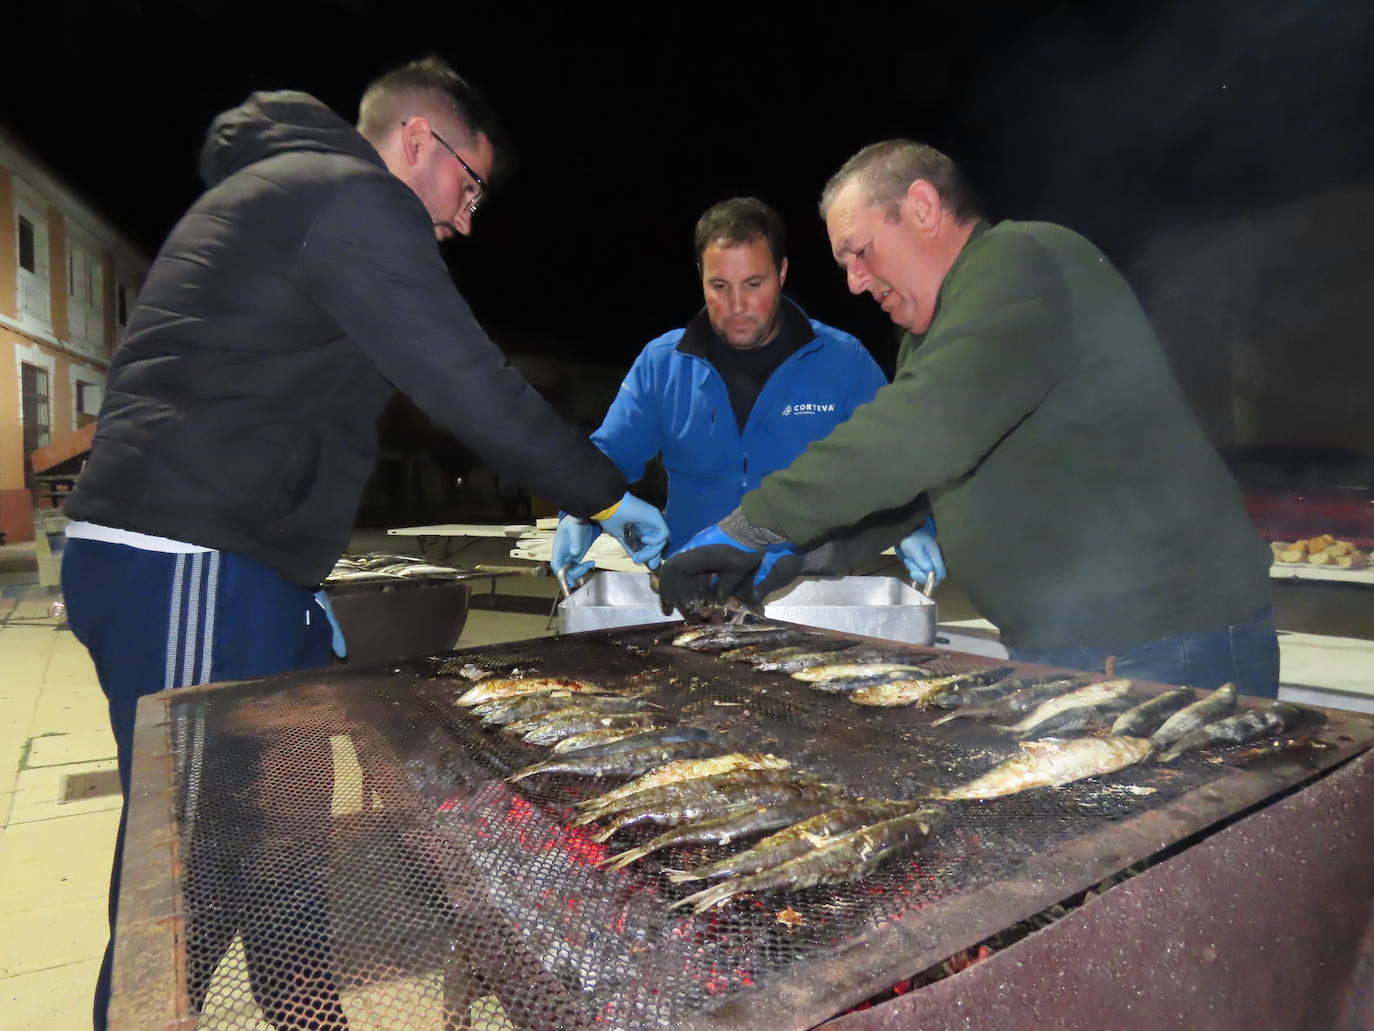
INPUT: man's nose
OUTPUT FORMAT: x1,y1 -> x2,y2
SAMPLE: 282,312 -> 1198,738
728,288 -> 747,313
846,266 -> 868,295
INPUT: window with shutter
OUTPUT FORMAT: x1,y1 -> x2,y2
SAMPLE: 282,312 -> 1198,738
15,201 -> 52,327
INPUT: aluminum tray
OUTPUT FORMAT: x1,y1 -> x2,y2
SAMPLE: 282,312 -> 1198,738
558,572 -> 935,644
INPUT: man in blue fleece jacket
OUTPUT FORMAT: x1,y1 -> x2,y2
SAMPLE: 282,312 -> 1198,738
553,197 -> 942,587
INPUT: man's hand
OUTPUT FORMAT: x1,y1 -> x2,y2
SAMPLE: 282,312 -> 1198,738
738,547 -> 804,608
896,516 -> 946,585
596,492 -> 669,569
552,516 -> 600,588
656,509 -> 791,615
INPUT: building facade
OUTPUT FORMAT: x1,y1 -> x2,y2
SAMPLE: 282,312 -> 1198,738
0,128 -> 146,543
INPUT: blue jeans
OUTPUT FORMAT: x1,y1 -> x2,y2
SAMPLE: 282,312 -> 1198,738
62,539 -> 339,1030
1008,606 -> 1280,699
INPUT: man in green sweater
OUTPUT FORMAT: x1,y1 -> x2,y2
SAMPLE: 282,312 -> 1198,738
658,140 -> 1278,697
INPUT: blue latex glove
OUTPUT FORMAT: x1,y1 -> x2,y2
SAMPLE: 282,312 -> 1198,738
896,516 -> 946,585
552,516 -> 600,588
596,492 -> 669,569
313,590 -> 347,659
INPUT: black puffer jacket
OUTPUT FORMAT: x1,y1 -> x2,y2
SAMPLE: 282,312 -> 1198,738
67,91 -> 625,586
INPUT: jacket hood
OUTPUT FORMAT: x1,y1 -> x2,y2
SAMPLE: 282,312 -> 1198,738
198,90 -> 384,187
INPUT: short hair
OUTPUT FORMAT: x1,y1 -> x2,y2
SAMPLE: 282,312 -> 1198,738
820,140 -> 981,224
693,197 -> 787,272
356,55 -> 500,155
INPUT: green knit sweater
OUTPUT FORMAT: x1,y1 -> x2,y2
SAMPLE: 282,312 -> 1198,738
742,220 -> 1270,651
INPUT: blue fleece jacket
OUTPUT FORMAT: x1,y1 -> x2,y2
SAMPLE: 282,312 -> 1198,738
592,300 -> 885,553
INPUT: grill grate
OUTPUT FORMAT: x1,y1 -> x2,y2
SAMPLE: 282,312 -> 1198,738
119,623 -> 1374,1031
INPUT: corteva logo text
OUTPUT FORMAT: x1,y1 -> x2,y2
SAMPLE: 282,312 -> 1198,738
782,402 -> 837,416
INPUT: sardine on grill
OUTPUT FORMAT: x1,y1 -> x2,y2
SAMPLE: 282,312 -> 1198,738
501,701 -> 658,738
575,752 -> 792,811
599,797 -> 847,871
471,691 -> 580,725
508,737 -> 732,781
931,736 -> 1152,800
676,625 -> 803,652
1156,702 -> 1314,762
519,711 -> 661,747
930,674 -> 1098,726
552,725 -> 670,754
591,780 -> 847,843
1149,684 -> 1238,752
574,768 -> 819,824
456,677 -> 608,707
1110,687 -> 1196,738
930,672 -> 1087,712
850,667 -> 1020,707
995,680 -> 1132,738
666,799 -> 930,884
554,726 -> 725,761
746,640 -> 866,672
668,806 -> 947,914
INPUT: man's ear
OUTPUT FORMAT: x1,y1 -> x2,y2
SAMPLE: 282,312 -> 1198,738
903,179 -> 943,237
399,116 -> 432,167
778,256 -> 789,286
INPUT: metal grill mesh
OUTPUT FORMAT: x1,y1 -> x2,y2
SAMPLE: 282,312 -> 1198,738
148,624 -> 1357,1031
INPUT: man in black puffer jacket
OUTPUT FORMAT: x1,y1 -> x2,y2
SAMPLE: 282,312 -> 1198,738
63,56 -> 667,1029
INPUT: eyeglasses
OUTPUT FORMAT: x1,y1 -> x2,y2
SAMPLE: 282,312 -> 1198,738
402,120 -> 486,215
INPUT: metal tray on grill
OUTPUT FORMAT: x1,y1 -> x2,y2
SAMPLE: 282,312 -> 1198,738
560,571 -> 936,644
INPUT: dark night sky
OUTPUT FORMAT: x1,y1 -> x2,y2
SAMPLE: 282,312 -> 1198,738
7,0 -> 1374,369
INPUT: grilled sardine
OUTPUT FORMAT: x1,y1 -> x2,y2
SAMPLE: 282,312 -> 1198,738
1149,684 -> 1238,752
793,662 -> 935,683
456,677 -> 607,707
1156,702 -> 1313,762
669,806 -> 946,913
574,768 -> 817,824
1110,687 -> 1196,738
554,726 -> 724,760
509,738 -> 732,782
502,702 -> 655,737
552,725 -> 669,754
600,797 -> 846,872
747,641 -> 865,672
472,690 -> 579,725
849,667 -> 1019,707
930,672 -> 1079,711
677,626 -> 802,652
591,780 -> 846,842
996,680 -> 1132,737
666,799 -> 928,883
575,752 -> 791,811
932,736 -> 1151,800
519,712 -> 659,746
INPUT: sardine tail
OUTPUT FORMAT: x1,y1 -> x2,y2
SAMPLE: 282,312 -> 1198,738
600,844 -> 654,871
591,820 -> 626,844
668,882 -> 734,913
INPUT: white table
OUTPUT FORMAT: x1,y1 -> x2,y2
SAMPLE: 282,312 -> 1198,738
386,522 -> 648,572
1268,562 -> 1374,587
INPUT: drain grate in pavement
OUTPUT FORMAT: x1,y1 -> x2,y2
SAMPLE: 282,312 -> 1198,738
61,769 -> 122,803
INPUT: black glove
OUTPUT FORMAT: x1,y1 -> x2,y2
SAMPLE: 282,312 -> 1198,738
656,524 -> 765,616
737,548 -> 804,608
